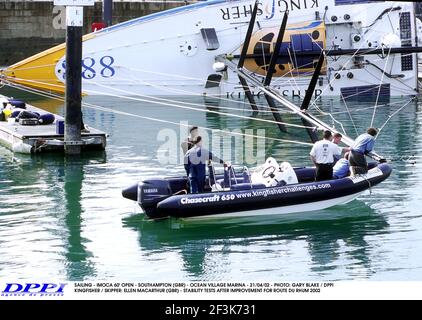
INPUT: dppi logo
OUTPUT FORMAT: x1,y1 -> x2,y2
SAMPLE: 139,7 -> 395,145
1,283 -> 67,296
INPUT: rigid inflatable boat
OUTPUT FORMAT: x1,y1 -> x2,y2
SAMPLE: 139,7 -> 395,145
122,158 -> 392,219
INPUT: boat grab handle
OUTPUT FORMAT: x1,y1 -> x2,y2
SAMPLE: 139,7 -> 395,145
173,189 -> 187,195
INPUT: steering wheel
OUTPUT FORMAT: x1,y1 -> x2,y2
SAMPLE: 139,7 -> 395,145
262,165 -> 277,179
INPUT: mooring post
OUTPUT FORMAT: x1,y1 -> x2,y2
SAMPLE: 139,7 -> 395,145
103,0 -> 113,27
64,6 -> 83,155
55,0 -> 94,155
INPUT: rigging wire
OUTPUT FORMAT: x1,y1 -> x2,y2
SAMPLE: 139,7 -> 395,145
286,48 -> 306,98
371,46 -> 391,127
308,81 -> 411,120
3,75 -> 315,129
2,80 -> 314,147
113,69 -> 275,112
88,82 -> 317,129
8,76 -> 412,131
6,69 -> 411,141
3,80 -> 417,150
340,93 -> 359,136
4,53 -> 334,116
376,97 -> 416,139
329,98 -> 413,115
364,67 -> 417,93
1,3 -> 414,147
306,5 -> 401,111
1,62 -> 58,72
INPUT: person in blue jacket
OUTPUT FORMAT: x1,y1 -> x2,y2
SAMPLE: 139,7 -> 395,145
184,136 -> 226,193
333,152 -> 350,179
349,127 -> 377,175
332,132 -> 351,163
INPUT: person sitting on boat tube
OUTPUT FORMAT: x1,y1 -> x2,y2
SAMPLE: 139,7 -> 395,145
333,152 -> 350,179
310,130 -> 342,181
349,127 -> 377,175
184,135 -> 226,194
181,126 -> 199,175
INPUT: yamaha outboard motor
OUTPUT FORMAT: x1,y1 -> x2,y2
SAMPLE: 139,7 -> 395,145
138,179 -> 172,217
122,183 -> 138,201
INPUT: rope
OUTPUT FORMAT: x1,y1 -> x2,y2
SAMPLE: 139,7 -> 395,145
329,98 -> 413,115
307,5 -> 401,111
340,93 -> 359,136
260,31 -> 270,74
114,68 -> 275,112
2,63 -> 58,73
376,97 -> 416,139
118,57 -> 330,111
2,80 -> 314,147
286,48 -> 305,98
89,81 -> 317,130
364,67 -> 417,93
365,175 -> 372,195
2,75 -> 315,130
371,46 -> 391,127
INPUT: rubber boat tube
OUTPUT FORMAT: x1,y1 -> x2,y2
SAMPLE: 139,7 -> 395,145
122,163 -> 392,219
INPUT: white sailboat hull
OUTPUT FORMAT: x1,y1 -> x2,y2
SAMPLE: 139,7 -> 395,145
78,0 -> 419,98
4,0 -> 420,98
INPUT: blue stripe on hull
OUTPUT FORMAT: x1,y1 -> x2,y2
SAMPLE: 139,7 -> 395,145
340,84 -> 391,99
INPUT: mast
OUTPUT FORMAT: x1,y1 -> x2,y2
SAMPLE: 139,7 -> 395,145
233,46 -> 422,60
237,1 -> 259,113
261,10 -> 289,133
299,53 -> 325,143
218,55 -> 385,162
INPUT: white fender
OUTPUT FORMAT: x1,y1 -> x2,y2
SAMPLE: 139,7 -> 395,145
12,142 -> 33,154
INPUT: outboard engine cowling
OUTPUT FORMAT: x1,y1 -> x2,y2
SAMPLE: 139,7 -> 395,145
122,183 -> 138,201
138,179 -> 172,216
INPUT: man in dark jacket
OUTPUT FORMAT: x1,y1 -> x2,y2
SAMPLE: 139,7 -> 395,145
184,136 -> 225,193
181,126 -> 199,176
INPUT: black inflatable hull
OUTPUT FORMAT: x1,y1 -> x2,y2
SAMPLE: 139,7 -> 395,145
123,163 -> 392,219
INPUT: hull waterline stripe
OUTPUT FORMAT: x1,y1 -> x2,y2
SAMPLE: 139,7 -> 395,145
184,192 -> 362,219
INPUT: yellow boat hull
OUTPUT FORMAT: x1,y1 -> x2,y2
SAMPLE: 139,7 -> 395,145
2,34 -> 94,94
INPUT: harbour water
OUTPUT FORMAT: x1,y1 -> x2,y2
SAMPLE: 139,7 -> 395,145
0,87 -> 421,281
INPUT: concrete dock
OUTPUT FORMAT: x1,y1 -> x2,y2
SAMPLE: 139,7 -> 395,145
0,94 -> 107,153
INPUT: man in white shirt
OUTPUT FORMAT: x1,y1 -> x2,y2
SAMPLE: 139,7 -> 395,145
310,130 -> 342,181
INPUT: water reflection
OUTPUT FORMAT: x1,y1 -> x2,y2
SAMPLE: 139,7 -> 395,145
123,200 -> 388,279
61,156 -> 93,280
34,153 -> 106,280
1,87 -> 421,281
305,202 -> 389,276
